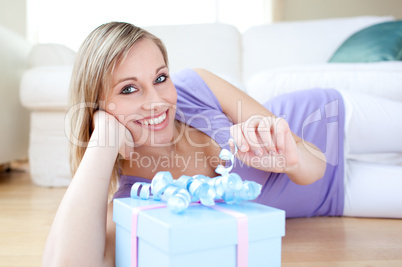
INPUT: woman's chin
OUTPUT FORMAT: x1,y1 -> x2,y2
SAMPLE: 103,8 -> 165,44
130,130 -> 175,147
129,115 -> 177,147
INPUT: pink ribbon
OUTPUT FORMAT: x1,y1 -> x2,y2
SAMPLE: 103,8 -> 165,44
209,205 -> 249,267
131,203 -> 249,267
131,204 -> 167,267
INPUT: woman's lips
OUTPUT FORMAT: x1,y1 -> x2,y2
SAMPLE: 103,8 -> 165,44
134,109 -> 169,130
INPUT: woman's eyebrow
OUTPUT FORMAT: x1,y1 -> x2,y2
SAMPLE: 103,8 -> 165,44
113,65 -> 167,89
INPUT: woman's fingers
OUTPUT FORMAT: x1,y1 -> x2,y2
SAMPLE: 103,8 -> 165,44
93,110 -> 135,159
242,115 -> 266,156
231,116 -> 290,156
230,116 -> 266,155
230,123 -> 249,152
230,116 -> 299,173
272,117 -> 288,155
256,116 -> 277,154
230,115 -> 273,156
118,124 -> 135,159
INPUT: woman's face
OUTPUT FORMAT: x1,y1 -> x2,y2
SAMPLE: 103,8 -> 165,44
105,37 -> 177,147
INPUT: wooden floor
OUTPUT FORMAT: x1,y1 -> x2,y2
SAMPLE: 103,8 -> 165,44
1,163 -> 402,267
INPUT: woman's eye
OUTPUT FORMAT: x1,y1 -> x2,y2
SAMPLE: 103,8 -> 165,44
121,85 -> 137,94
155,75 -> 167,84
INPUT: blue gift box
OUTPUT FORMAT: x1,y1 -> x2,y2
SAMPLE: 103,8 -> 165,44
113,197 -> 285,267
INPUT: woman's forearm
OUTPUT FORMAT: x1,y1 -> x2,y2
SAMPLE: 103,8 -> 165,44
43,131 -> 119,267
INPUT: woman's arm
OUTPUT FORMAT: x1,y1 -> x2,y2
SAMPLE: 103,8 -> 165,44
42,111 -> 131,267
194,68 -> 326,185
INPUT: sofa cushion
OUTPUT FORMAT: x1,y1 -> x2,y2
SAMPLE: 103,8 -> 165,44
329,21 -> 402,63
245,62 -> 402,104
242,16 -> 395,82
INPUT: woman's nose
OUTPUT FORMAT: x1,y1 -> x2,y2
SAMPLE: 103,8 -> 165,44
141,86 -> 164,111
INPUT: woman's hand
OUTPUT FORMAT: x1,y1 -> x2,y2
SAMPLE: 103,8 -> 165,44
230,115 -> 299,174
92,110 -> 134,159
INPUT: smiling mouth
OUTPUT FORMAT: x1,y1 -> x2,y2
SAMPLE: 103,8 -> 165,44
135,110 -> 168,126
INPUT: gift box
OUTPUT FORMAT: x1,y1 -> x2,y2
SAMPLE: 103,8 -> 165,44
113,197 -> 286,267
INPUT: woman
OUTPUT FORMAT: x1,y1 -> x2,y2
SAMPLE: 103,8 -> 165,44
43,22 -> 402,266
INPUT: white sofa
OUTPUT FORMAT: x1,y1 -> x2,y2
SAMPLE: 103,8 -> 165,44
0,25 -> 31,166
20,16 -> 402,187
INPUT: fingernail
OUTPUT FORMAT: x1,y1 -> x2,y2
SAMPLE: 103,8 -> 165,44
229,140 -> 234,146
228,140 -> 236,153
255,149 -> 263,156
241,145 -> 248,152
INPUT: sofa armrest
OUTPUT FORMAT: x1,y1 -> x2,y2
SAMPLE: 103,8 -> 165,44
20,66 -> 72,111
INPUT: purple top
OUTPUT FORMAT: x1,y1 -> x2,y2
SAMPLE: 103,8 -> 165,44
114,69 -> 345,218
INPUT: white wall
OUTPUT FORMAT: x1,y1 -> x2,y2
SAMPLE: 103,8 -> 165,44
273,0 -> 402,22
0,0 -> 26,37
1,0 -> 401,42
25,0 -> 269,51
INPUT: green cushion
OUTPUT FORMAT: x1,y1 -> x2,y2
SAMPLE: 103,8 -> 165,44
329,21 -> 402,63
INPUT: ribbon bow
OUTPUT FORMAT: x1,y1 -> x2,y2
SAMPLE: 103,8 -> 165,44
130,139 -> 262,213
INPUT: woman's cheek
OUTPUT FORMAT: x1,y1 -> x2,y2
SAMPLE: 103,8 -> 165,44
106,101 -> 132,125
126,123 -> 147,145
165,85 -> 178,105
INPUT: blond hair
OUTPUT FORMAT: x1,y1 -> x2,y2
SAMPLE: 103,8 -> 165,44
68,22 -> 168,199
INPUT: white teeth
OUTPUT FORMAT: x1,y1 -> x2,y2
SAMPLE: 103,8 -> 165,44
140,112 -> 166,126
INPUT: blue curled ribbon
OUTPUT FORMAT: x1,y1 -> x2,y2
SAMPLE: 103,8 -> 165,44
130,138 -> 262,213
